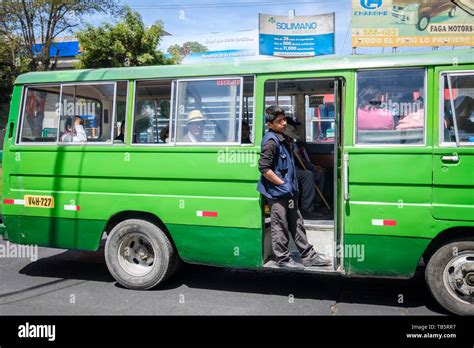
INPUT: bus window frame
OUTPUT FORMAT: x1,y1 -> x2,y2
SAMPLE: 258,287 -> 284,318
130,75 -> 255,147
57,81 -> 117,146
438,70 -> 474,148
16,81 -> 124,146
113,80 -> 130,146
174,76 -> 244,147
353,67 -> 428,148
17,83 -> 61,145
240,76 -> 257,146
131,78 -> 175,147
57,86 -> 105,143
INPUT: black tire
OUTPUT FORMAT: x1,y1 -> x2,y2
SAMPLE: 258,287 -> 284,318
105,219 -> 178,290
416,14 -> 430,31
449,6 -> 456,18
425,240 -> 474,316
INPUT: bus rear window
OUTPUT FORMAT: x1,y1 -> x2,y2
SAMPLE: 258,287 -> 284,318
20,85 -> 60,143
19,82 -> 119,144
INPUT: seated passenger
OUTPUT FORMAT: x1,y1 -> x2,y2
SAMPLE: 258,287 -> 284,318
160,125 -> 169,143
181,110 -> 205,143
61,116 -> 87,143
396,98 -> 424,130
455,96 -> 474,137
114,122 -> 125,142
241,120 -> 251,144
284,119 -> 326,219
357,87 -> 394,130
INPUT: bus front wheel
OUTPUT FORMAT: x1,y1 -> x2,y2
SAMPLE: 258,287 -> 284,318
425,240 -> 474,316
105,219 -> 178,290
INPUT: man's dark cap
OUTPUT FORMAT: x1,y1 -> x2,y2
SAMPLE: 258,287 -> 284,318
285,116 -> 301,128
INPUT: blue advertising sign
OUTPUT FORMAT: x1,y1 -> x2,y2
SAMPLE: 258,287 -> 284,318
259,13 -> 335,57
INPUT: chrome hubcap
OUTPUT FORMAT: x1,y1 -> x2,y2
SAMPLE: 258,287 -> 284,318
118,233 -> 156,277
443,252 -> 474,305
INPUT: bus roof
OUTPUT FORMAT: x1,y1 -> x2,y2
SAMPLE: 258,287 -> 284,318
15,49 -> 474,85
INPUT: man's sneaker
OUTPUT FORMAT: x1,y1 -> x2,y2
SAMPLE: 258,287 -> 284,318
277,259 -> 305,269
303,253 -> 332,267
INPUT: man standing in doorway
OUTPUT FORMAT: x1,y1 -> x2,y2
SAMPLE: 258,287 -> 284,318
257,105 -> 331,269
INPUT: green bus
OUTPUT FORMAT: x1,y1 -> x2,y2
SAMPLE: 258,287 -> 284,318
1,49 -> 473,315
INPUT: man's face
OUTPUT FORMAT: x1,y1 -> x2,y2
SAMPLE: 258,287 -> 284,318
188,121 -> 204,137
268,114 -> 287,134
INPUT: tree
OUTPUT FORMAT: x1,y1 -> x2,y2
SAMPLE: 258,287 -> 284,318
167,41 -> 208,63
76,8 -> 173,69
0,36 -> 30,126
0,0 -> 120,72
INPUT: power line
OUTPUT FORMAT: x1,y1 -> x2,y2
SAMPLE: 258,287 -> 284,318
340,18 -> 351,55
129,0 -> 330,9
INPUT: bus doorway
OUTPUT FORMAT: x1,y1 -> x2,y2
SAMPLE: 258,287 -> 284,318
261,76 -> 345,273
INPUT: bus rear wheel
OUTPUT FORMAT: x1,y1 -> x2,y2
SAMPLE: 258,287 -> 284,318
105,219 -> 178,290
425,240 -> 474,316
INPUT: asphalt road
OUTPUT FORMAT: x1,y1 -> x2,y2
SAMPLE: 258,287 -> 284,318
0,240 -> 447,315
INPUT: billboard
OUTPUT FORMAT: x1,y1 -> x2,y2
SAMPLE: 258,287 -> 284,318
352,0 -> 474,47
160,30 -> 278,64
259,13 -> 335,57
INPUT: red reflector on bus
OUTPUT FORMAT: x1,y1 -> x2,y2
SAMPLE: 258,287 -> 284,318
64,205 -> 81,211
196,210 -> 218,217
372,219 -> 397,226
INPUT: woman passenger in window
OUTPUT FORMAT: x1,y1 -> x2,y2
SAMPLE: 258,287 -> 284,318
357,87 -> 394,130
396,90 -> 425,130
61,116 -> 87,143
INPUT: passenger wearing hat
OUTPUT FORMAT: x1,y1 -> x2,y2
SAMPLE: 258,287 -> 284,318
257,105 -> 331,269
283,120 -> 322,219
181,110 -> 205,142
284,118 -> 327,218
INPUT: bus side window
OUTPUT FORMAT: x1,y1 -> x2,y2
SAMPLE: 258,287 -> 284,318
355,68 -> 426,145
174,77 -> 245,145
59,83 -> 115,144
114,81 -> 128,143
442,73 -> 474,145
132,79 -> 172,144
19,85 -> 61,143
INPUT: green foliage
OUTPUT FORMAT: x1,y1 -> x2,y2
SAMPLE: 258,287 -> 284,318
76,8 -> 173,69
0,0 -> 119,72
0,36 -> 30,127
0,0 -> 119,126
167,41 -> 209,64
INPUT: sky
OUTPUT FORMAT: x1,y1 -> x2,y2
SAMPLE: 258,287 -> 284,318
85,0 -> 472,57
92,0 -> 355,55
